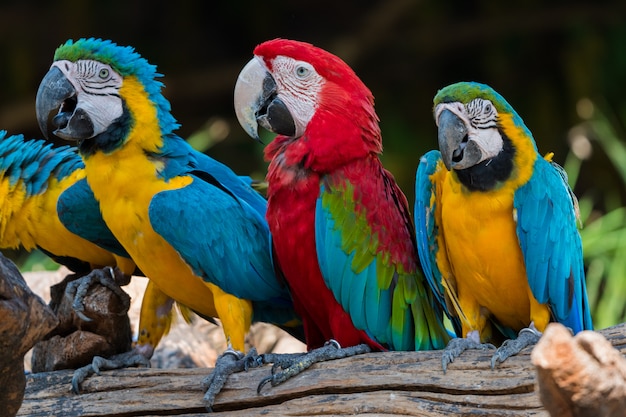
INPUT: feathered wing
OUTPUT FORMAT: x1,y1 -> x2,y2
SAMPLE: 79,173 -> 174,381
315,170 -> 450,351
414,150 -> 447,307
413,150 -> 462,336
514,157 -> 593,333
148,173 -> 297,326
58,178 -> 131,258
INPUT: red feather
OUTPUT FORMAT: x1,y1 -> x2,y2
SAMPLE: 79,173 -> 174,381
260,39 -> 412,351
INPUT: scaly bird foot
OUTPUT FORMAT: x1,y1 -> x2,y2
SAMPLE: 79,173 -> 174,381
490,324 -> 542,369
202,348 -> 264,411
442,331 -> 496,373
71,349 -> 151,394
65,266 -> 130,322
258,351 -> 307,371
257,340 -> 371,394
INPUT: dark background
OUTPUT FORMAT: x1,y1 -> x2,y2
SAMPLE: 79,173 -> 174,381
1,1 -> 625,199
1,1 -> 625,324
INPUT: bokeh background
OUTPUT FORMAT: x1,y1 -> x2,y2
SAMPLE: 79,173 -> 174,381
1,0 -> 625,327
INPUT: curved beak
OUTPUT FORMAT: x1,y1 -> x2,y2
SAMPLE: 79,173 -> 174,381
36,66 -> 94,142
234,57 -> 295,141
437,109 -> 483,170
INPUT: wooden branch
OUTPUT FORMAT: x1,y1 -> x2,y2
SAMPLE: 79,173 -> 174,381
19,323 -> 626,416
532,322 -> 626,417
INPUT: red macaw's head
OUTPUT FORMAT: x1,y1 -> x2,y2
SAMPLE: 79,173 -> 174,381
234,39 -> 382,160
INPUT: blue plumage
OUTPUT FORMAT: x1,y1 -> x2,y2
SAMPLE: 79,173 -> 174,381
141,133 -> 295,325
0,130 -> 82,196
514,157 -> 592,333
414,150 -> 447,309
415,82 -> 592,364
57,178 -> 130,258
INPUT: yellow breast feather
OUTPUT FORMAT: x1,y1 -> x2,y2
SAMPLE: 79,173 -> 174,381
82,76 -> 252,350
437,112 -> 548,338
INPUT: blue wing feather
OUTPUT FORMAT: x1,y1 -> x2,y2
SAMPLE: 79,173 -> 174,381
413,151 -> 447,308
58,178 -> 131,258
514,158 -> 592,333
150,178 -> 268,293
149,145 -> 296,325
348,254 -> 368,331
413,150 -> 462,339
315,182 -> 398,347
315,179 -> 446,351
365,263 -> 391,338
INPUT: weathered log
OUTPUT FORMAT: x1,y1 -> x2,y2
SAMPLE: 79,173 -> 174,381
18,323 -> 625,416
532,322 -> 626,417
0,253 -> 58,417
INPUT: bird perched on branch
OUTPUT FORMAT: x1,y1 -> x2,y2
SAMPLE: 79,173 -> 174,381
413,81 -> 592,371
0,130 -> 201,380
35,38 -> 301,404
234,38 -> 452,389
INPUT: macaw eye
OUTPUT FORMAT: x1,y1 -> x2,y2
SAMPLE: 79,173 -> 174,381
295,65 -> 310,79
484,103 -> 492,114
99,68 -> 110,79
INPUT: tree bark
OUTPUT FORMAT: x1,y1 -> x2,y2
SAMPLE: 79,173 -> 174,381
18,322 -> 626,416
532,322 -> 626,417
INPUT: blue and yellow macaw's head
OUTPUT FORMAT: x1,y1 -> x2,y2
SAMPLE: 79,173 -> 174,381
0,130 -> 83,196
36,38 -> 178,156
433,81 -> 538,192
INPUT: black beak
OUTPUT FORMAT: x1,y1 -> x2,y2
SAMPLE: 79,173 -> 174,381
36,66 -> 94,141
234,57 -> 295,140
437,109 -> 475,170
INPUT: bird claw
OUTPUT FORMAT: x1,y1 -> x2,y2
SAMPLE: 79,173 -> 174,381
65,266 -> 130,321
441,335 -> 496,373
71,350 -> 151,394
256,374 -> 274,394
203,348 -> 262,411
256,341 -> 371,394
490,326 -> 542,368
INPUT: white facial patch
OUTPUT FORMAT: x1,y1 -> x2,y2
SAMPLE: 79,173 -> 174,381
52,59 -> 124,138
435,100 -> 503,162
269,56 -> 325,138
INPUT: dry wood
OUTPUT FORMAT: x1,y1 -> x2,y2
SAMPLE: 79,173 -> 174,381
31,273 -> 132,372
18,323 -> 625,417
532,322 -> 626,417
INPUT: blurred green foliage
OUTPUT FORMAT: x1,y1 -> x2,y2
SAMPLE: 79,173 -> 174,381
565,100 -> 626,328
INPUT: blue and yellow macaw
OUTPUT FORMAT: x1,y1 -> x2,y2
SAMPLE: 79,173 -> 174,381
35,38 -> 301,405
0,129 -> 199,372
414,82 -> 592,370
0,130 -> 133,275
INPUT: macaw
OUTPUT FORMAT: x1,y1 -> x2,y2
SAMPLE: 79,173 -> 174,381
0,129 -> 200,381
0,130 -> 134,276
35,38 -> 301,406
414,81 -> 592,370
233,38 -> 451,388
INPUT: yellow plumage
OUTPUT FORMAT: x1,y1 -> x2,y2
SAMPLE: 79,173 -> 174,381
0,167 -> 128,271
433,112 -> 551,342
83,76 -> 252,351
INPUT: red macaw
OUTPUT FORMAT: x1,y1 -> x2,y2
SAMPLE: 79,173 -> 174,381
234,39 -> 451,388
